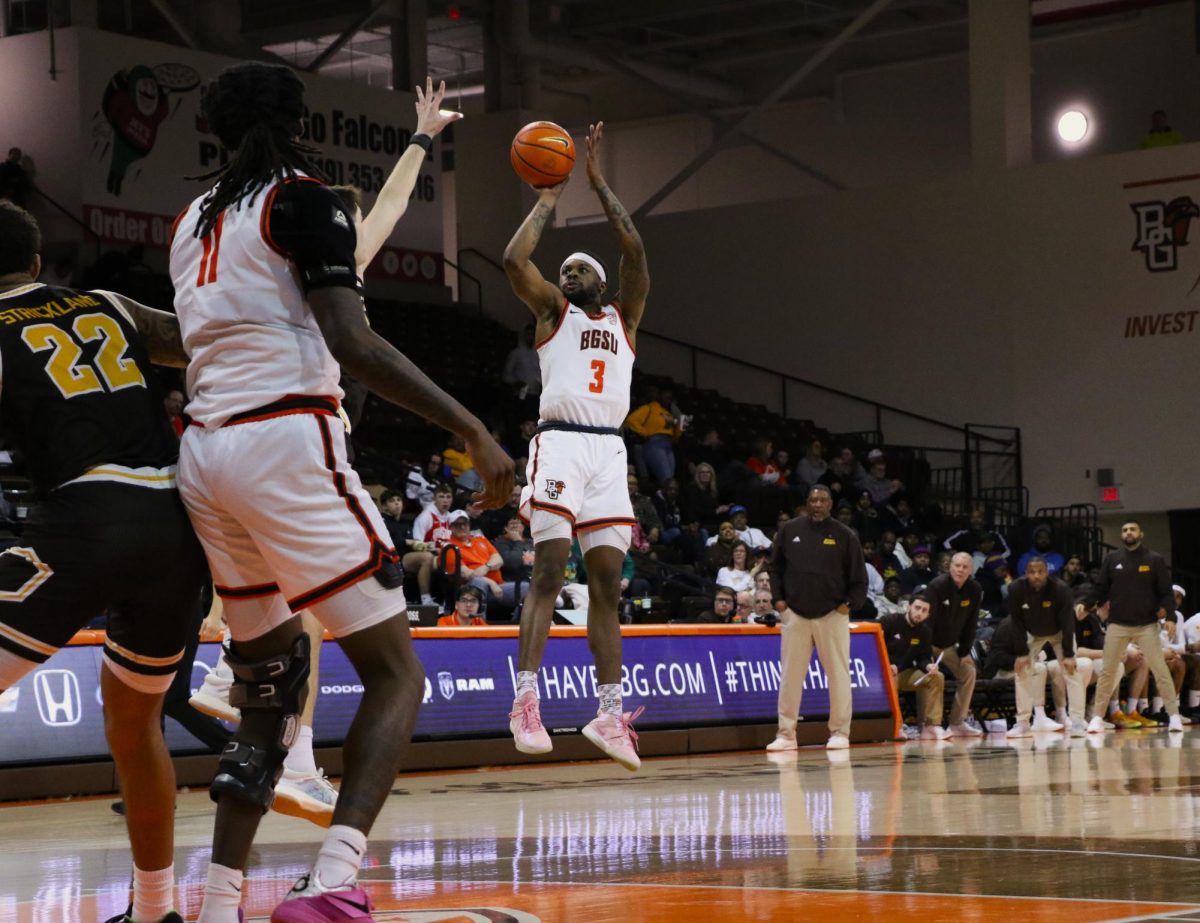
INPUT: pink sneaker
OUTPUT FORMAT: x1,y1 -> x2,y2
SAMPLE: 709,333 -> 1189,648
582,705 -> 644,771
271,879 -> 375,922
509,690 -> 552,754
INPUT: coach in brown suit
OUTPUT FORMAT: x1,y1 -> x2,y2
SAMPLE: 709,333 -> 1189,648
768,485 -> 867,751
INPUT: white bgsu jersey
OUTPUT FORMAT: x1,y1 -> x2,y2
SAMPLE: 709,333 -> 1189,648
537,301 -> 634,429
169,176 -> 344,427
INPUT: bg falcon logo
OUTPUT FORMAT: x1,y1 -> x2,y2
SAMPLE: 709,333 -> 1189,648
1131,196 -> 1200,272
545,479 -> 566,500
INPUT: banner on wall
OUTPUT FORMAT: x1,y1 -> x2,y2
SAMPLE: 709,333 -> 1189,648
75,31 -> 443,284
0,628 -> 895,767
1123,170 -> 1200,339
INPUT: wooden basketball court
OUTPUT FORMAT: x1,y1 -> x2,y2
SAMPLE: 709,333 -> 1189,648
4,731 -> 1200,921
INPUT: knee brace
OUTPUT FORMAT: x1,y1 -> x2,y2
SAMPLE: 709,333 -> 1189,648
210,632 -> 310,811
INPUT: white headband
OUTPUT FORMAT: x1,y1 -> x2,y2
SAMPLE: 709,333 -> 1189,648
561,252 -> 606,283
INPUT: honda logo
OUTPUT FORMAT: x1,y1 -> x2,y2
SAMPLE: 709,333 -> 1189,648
34,669 -> 82,727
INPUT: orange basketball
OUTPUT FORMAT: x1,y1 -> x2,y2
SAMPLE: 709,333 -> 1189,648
510,121 -> 575,187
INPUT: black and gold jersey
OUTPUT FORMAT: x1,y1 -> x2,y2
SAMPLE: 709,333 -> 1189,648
0,282 -> 177,494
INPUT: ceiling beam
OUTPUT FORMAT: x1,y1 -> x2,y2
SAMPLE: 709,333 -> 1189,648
634,0 -> 895,217
305,0 -> 389,71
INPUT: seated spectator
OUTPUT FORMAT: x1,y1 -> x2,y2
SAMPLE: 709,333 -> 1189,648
654,477 -> 704,564
379,489 -> 437,606
626,385 -> 682,486
861,456 -> 901,506
754,569 -> 772,594
977,557 -> 1011,617
404,455 -> 436,506
793,438 -> 827,490
745,438 -> 785,486
437,585 -> 488,626
881,593 -> 947,739
1059,554 -> 1086,589
1140,109 -> 1184,149
1151,586 -> 1189,723
686,427 -> 731,482
704,520 -> 739,575
818,450 -> 861,507
164,388 -> 185,438
897,530 -> 922,568
934,551 -> 952,575
628,473 -> 663,544
773,448 -> 794,485
880,493 -> 918,538
876,531 -> 904,581
492,515 -> 534,615
897,546 -> 934,594
716,540 -> 756,594
852,490 -> 883,542
445,509 -> 504,604
943,508 -> 993,554
968,531 -> 1009,575
734,591 -> 754,624
425,451 -> 452,485
834,500 -> 857,532
479,481 -> 523,540
681,461 -> 729,533
443,433 -> 474,482
502,322 -> 541,402
771,510 -> 792,546
750,588 -> 776,624
875,576 -> 907,618
413,482 -> 455,552
698,585 -> 737,623
729,504 -> 772,553
1015,524 -> 1065,576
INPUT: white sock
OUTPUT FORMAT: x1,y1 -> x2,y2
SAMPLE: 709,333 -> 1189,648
312,824 -> 367,890
284,725 -> 317,776
598,683 -> 622,717
1152,696 -> 1164,713
515,671 -> 537,697
1033,706 -> 1046,720
1138,698 -> 1149,713
131,864 -> 174,923
1189,690 -> 1200,708
1109,700 -> 1121,715
197,863 -> 243,923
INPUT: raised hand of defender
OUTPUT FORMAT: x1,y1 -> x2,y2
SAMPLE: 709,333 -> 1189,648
414,77 -> 462,138
466,426 -> 516,510
585,121 -> 606,189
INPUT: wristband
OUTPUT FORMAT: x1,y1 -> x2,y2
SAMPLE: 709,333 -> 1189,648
410,133 -> 433,153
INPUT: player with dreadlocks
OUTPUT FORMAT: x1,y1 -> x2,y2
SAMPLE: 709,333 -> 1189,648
169,62 -> 512,923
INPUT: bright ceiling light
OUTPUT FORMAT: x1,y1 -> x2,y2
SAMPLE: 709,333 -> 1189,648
1057,110 -> 1089,143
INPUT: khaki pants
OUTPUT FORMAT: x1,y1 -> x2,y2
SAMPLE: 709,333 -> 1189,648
1094,622 -> 1180,717
996,664 -> 1046,722
1024,633 -> 1088,724
896,667 -> 945,727
932,645 -> 976,725
777,608 -> 852,738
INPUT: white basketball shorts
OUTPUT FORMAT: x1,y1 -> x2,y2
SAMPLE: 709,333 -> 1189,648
179,404 -> 404,641
519,430 -> 635,547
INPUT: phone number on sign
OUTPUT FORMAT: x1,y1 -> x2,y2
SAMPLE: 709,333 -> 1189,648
313,157 -> 436,200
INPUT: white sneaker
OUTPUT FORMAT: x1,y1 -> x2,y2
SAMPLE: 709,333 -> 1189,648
948,721 -> 983,738
766,733 -> 798,752
272,768 -> 337,827
1031,714 -> 1064,732
189,655 -> 239,724
1067,720 -> 1088,738
1103,717 -> 1116,730
825,734 -> 849,750
1087,715 -> 1107,734
1169,714 -> 1184,733
1007,721 -> 1032,738
920,725 -> 949,740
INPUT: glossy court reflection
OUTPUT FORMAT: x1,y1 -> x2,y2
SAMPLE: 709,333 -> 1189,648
4,732 -> 1200,921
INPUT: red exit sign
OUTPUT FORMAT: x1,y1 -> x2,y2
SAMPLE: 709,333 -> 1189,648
1102,486 -> 1121,503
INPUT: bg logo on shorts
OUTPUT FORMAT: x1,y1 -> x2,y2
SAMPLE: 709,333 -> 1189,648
545,478 -> 566,500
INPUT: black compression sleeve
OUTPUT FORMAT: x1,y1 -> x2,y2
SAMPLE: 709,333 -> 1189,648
267,180 -> 362,294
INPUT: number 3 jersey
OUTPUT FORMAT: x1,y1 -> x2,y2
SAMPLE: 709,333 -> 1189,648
169,174 -> 361,428
536,301 -> 634,429
0,283 -> 177,494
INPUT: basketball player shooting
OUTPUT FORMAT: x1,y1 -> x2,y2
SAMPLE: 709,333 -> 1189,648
503,121 -> 650,771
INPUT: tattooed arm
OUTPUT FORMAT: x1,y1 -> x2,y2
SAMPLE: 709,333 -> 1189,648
585,122 -> 649,337
503,181 -> 568,330
98,291 -> 189,368
309,286 -> 514,509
